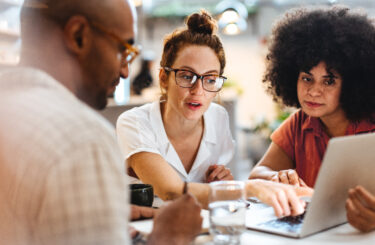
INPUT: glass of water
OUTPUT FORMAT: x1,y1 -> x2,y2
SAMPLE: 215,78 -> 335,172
209,181 -> 246,245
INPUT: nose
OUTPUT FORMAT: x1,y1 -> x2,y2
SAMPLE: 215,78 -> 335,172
189,77 -> 204,95
120,63 -> 129,79
307,82 -> 323,97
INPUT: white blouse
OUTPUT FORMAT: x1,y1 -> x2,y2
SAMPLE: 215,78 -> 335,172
116,101 -> 235,182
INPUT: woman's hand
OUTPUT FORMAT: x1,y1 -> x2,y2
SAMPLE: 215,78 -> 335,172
130,204 -> 158,221
247,179 -> 314,218
346,185 -> 375,232
270,169 -> 307,187
129,226 -> 139,239
130,206 -> 155,239
205,164 -> 233,183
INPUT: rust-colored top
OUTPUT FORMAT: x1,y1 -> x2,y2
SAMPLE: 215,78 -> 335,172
271,110 -> 375,187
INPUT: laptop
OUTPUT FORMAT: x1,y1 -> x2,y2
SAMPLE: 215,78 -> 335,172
246,132 -> 375,238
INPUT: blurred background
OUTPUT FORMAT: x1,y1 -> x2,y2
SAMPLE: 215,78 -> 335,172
1,0 -> 374,178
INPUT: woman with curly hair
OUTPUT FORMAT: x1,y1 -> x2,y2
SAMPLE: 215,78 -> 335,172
249,6 -> 375,230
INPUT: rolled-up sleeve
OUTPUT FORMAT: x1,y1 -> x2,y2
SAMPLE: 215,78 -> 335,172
116,109 -> 161,161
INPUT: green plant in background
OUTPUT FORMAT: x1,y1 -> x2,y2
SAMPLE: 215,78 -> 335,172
222,77 -> 244,95
252,104 -> 293,140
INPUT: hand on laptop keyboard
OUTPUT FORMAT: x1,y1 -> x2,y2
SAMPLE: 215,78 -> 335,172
277,211 -> 306,224
247,180 -> 310,218
259,206 -> 308,233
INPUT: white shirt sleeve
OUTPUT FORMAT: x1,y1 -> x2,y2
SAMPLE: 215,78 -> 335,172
116,108 -> 161,160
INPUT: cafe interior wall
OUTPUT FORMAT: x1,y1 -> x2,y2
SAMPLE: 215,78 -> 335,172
0,0 -> 22,68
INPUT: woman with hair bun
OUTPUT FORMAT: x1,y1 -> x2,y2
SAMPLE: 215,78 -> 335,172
117,10 -> 311,213
118,10 -> 234,186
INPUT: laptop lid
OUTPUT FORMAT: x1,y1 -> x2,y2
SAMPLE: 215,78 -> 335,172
300,132 -> 375,237
247,133 -> 375,238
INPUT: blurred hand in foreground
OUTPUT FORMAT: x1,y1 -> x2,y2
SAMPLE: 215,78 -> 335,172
147,193 -> 202,245
131,205 -> 158,221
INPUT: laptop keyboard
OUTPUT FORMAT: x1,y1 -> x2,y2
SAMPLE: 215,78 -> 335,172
258,211 -> 306,233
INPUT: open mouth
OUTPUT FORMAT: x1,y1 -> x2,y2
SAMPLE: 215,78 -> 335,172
187,102 -> 202,109
189,102 -> 201,107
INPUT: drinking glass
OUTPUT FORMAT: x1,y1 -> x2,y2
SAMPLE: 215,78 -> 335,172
209,181 -> 246,245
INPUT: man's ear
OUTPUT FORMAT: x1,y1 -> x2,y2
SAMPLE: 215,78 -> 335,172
159,68 -> 168,89
63,16 -> 91,56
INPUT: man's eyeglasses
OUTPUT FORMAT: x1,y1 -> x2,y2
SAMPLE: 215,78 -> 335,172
89,21 -> 140,66
163,67 -> 226,92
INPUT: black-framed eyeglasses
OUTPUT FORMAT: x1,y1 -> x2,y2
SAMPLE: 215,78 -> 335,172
163,67 -> 226,92
89,21 -> 141,66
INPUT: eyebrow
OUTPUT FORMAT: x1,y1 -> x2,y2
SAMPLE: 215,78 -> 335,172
301,71 -> 312,75
178,66 -> 220,74
325,70 -> 338,78
301,71 -> 338,78
322,74 -> 338,78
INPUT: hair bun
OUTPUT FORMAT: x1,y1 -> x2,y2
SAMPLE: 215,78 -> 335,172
186,10 -> 217,35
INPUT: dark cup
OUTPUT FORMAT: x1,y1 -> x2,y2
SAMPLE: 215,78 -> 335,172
130,184 -> 154,207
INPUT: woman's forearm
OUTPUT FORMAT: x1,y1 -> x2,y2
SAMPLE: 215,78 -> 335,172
249,165 -> 277,180
188,182 -> 210,209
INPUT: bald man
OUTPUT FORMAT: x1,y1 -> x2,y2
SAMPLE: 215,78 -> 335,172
0,0 -> 201,244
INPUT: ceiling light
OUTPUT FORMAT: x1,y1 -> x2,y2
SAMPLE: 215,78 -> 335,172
216,0 -> 248,35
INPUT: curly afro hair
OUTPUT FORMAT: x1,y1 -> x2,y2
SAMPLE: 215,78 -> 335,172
264,6 -> 375,122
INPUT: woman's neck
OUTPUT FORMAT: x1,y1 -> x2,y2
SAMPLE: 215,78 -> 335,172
161,101 -> 203,140
320,111 -> 350,138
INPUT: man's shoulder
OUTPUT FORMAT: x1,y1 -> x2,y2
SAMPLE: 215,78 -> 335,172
52,98 -> 116,148
0,67 -> 117,157
0,67 -> 56,89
